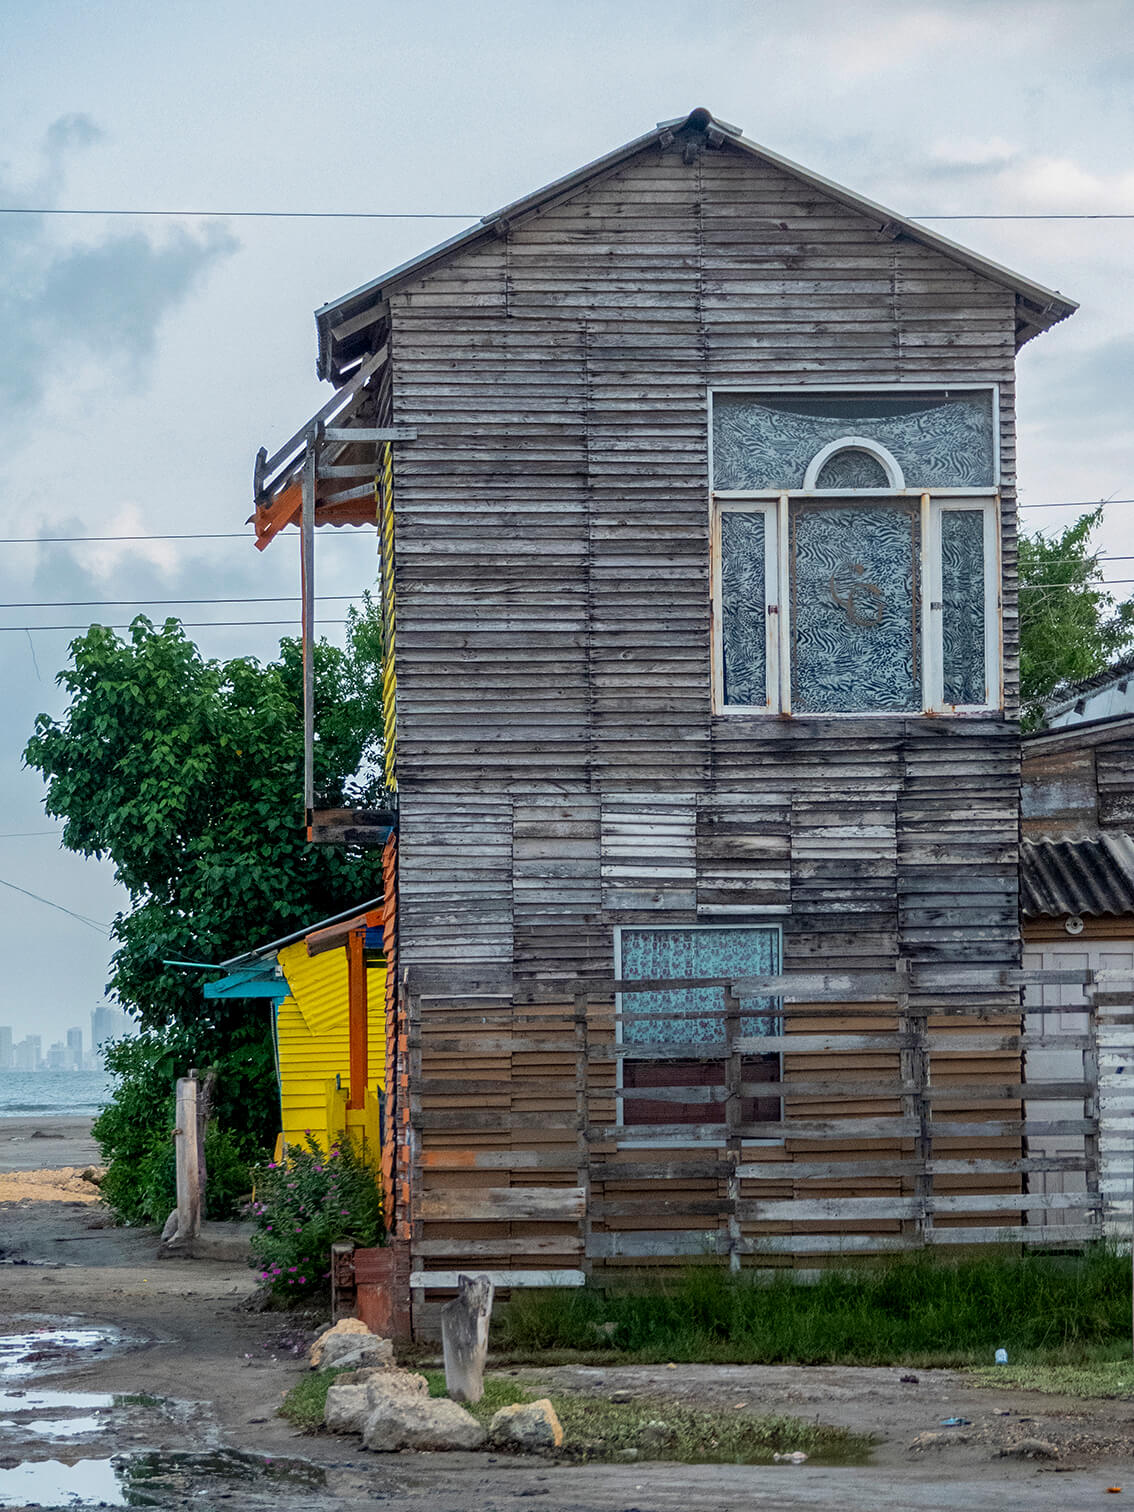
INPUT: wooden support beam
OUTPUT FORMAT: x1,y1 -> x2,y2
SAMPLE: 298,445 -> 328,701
348,927 -> 367,1111
301,427 -> 317,823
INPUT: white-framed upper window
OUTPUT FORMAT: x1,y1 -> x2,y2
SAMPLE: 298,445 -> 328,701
709,386 -> 1002,716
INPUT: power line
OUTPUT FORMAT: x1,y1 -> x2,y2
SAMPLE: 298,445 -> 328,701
0,531 -> 364,544
0,875 -> 109,932
0,207 -> 478,220
1027,500 -> 1134,517
0,830 -> 62,840
3,498 -> 1131,548
1,205 -> 1133,222
1020,580 -> 1134,590
0,620 -> 348,632
0,595 -> 355,609
914,213 -> 1134,222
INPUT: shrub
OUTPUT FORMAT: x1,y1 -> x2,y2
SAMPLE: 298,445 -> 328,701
250,1135 -> 384,1302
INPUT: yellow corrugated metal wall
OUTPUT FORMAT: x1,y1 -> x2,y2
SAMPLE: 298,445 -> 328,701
275,940 -> 386,1150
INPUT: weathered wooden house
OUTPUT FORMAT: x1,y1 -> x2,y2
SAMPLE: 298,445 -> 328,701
250,108 -> 1079,1332
1021,710 -> 1134,1239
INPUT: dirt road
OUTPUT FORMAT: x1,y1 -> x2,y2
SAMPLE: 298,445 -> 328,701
4,1176 -> 1134,1507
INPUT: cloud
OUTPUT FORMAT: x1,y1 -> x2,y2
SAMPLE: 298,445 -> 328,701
0,116 -> 238,418
1024,334 -> 1134,429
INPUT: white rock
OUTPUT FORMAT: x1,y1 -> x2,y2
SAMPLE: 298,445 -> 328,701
309,1318 -> 370,1367
310,1319 -> 394,1372
325,1381 -> 371,1434
320,1335 -> 394,1372
489,1399 -> 564,1451
361,1371 -> 484,1452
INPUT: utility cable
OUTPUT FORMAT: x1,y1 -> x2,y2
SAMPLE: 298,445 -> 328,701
2,499 -> 1132,546
0,595 -> 355,609
1,206 -> 1133,222
0,620 -> 348,632
0,875 -> 109,932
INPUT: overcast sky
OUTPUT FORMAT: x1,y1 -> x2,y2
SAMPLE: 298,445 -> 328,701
0,0 -> 1131,1050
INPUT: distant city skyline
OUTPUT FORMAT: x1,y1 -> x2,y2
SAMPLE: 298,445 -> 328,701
0,1005 -> 131,1072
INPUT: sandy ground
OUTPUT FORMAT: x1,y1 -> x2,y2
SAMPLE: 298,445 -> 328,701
5,1117 -> 1134,1509
0,1116 -> 102,1173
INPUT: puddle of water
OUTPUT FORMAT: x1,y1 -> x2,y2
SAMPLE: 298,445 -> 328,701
0,1448 -> 326,1508
0,1414 -> 106,1437
0,1329 -> 114,1382
0,1390 -> 113,1413
0,1456 -> 125,1508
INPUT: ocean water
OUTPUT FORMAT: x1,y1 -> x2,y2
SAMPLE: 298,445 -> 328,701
0,1071 -> 111,1119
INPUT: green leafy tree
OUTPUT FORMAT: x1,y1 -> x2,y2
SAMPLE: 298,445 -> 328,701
1019,507 -> 1134,729
25,599 -> 387,1152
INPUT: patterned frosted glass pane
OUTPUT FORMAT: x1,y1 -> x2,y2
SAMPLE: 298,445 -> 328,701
815,448 -> 890,490
619,927 -> 780,1046
942,509 -> 987,705
790,503 -> 920,713
713,391 -> 995,489
721,511 -> 767,706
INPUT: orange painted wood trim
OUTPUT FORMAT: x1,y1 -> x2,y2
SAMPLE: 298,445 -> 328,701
253,479 -> 302,551
347,926 -> 368,1110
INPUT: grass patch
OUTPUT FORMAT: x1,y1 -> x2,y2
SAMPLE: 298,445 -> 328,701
494,1248 -> 1133,1368
967,1359 -> 1134,1400
280,1367 -> 349,1431
422,1370 -> 869,1464
284,1366 -> 870,1463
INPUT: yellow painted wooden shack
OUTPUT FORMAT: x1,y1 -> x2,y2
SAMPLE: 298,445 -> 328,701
206,899 -> 387,1166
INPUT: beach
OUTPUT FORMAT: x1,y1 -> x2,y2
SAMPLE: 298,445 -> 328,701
0,1114 -> 101,1174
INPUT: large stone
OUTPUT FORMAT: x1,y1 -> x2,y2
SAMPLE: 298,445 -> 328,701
324,1363 -> 403,1433
489,1399 -> 564,1451
361,1369 -> 484,1452
310,1318 -> 394,1372
310,1318 -> 369,1366
325,1381 -> 371,1434
321,1334 -> 394,1372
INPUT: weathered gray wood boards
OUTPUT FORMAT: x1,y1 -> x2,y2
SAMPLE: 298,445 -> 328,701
1023,715 -> 1134,838
370,120 -> 1057,1308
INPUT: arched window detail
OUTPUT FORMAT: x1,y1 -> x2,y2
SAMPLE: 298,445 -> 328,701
803,436 -> 905,491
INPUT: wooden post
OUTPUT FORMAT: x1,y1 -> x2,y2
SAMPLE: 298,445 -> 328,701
440,1273 -> 494,1403
301,423 -> 319,827
196,1068 -> 216,1220
347,927 -> 368,1110
574,986 -> 592,1278
724,984 -> 742,1273
174,1076 -> 201,1242
897,959 -> 929,1244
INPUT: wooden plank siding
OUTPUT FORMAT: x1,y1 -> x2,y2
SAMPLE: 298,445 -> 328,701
377,128 -> 1039,1317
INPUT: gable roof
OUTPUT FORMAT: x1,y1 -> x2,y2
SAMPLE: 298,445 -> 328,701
315,106 -> 1077,383
1043,654 -> 1134,724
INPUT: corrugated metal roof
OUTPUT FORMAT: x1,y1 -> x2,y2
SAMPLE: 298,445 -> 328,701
1021,833 -> 1134,919
314,106 -> 1077,381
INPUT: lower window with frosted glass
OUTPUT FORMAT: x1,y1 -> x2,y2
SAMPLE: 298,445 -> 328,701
616,926 -> 782,1135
